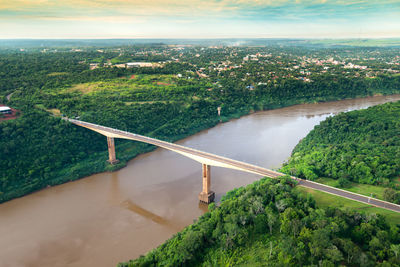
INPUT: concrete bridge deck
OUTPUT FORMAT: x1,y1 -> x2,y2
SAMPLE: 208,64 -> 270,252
67,118 -> 400,213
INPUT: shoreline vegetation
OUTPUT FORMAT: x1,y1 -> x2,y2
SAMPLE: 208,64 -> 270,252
1,93 -> 398,204
280,100 -> 400,198
119,99 -> 400,266
119,177 -> 400,267
1,45 -> 400,206
1,43 -> 400,266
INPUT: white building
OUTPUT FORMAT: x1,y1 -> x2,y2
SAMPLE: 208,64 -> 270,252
126,62 -> 154,68
0,106 -> 12,114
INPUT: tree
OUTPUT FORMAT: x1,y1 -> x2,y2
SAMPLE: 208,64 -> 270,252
342,239 -> 360,264
391,244 -> 400,260
383,188 -> 397,203
280,207 -> 301,237
265,208 -> 277,235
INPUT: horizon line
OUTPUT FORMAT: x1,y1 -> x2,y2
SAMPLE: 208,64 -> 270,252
1,37 -> 400,40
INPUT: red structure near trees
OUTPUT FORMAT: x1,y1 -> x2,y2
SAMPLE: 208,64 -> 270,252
0,105 -> 19,122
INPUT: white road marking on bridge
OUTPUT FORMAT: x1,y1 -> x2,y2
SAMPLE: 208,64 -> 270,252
67,118 -> 400,213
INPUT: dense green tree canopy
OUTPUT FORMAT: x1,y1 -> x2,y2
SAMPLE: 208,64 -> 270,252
1,45 -> 400,203
281,101 -> 400,200
119,178 -> 400,266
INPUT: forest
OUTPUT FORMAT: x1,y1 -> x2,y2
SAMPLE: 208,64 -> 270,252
119,177 -> 400,266
281,101 -> 400,203
1,45 -> 400,203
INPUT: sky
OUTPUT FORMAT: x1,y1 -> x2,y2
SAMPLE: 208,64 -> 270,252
0,0 -> 399,39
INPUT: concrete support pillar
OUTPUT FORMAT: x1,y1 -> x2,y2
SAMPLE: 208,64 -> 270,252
198,164 -> 215,204
107,137 -> 119,165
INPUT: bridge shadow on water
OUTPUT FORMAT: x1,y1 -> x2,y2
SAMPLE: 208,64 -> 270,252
121,199 -> 182,232
109,171 -> 209,232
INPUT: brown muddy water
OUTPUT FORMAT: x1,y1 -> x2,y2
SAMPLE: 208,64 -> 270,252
1,95 -> 399,267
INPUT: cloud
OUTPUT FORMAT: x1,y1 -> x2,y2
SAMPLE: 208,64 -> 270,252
0,0 -> 238,20
2,0 -> 399,18
0,0 -> 399,38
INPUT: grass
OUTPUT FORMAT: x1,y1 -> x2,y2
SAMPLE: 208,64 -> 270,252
124,100 -> 171,105
47,72 -> 69,76
69,83 -> 98,94
34,104 -> 62,117
66,74 -> 181,95
47,108 -> 61,116
315,177 -> 392,200
296,186 -> 400,225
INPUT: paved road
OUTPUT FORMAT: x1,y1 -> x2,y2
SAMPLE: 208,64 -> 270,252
6,92 -> 14,101
68,118 -> 400,214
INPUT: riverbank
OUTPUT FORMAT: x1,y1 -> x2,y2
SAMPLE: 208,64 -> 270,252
3,93 -> 400,204
2,94 -> 400,267
119,177 -> 400,267
279,99 -> 400,223
52,93 -> 400,182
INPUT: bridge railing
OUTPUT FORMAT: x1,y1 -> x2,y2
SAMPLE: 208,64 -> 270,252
66,118 -> 400,213
68,118 -> 284,176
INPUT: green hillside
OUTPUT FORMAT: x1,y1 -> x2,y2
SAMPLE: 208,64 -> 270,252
281,101 -> 400,204
3,48 -> 400,204
119,178 -> 400,266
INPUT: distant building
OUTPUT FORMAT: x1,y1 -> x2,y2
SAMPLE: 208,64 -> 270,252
89,63 -> 99,70
126,62 -> 154,68
0,106 -> 12,114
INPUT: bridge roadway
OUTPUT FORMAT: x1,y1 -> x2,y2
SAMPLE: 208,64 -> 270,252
67,118 -> 400,213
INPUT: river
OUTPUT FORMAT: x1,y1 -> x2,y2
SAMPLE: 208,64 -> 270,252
1,95 -> 399,267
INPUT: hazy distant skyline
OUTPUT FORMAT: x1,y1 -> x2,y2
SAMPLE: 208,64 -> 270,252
1,0 -> 399,39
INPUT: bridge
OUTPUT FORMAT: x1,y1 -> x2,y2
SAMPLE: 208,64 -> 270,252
67,118 -> 400,213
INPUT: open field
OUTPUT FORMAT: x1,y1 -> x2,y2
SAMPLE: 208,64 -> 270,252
47,72 -> 69,77
296,187 -> 400,225
315,177 -> 397,200
67,74 -> 179,95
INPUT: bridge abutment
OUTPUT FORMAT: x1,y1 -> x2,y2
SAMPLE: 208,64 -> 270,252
107,137 -> 119,165
199,164 -> 215,204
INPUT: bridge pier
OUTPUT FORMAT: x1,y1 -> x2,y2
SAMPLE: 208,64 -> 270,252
199,164 -> 215,204
107,137 -> 119,165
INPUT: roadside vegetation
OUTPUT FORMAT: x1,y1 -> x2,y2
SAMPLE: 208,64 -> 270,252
119,178 -> 400,267
119,100 -> 400,266
296,187 -> 400,226
1,42 -> 400,266
1,44 -> 400,204
281,101 -> 400,204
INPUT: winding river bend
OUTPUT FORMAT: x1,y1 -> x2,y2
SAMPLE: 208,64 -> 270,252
1,95 -> 400,267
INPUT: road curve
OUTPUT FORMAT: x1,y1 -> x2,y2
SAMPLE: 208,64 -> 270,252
67,118 -> 400,214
